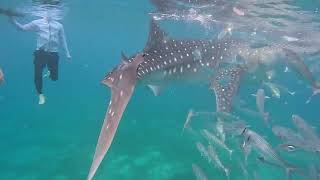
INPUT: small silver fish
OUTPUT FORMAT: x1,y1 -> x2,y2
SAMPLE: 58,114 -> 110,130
273,83 -> 296,96
242,128 -> 298,179
263,82 -> 280,98
251,93 -> 271,99
207,145 -> 230,180
253,171 -> 260,180
216,118 -> 226,143
272,125 -> 303,143
201,129 -> 233,159
273,125 -> 317,153
292,115 -> 320,152
241,132 -> 252,165
292,115 -> 320,142
182,109 -> 194,135
238,160 -> 249,180
276,144 -> 298,152
192,163 -> 208,180
196,142 -> 211,163
223,120 -> 248,136
308,164 -> 318,180
256,89 -> 269,126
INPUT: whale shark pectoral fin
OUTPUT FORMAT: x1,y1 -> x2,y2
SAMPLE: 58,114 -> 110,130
210,66 -> 244,113
147,84 -> 162,96
88,54 -> 144,180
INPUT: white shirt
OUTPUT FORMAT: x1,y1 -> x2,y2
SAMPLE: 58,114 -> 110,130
12,18 -> 70,55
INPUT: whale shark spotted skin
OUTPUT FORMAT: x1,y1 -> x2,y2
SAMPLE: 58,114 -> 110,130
135,20 -> 246,85
87,20 -> 319,179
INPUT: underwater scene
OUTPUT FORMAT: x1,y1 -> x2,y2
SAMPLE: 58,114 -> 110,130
1,0 -> 320,179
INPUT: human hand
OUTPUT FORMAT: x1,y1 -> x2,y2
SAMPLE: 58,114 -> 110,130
66,54 -> 72,61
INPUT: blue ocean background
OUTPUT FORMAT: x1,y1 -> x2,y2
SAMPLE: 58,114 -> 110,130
1,0 -> 320,179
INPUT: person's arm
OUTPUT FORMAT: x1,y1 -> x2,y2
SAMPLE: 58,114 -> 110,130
10,18 -> 36,31
59,25 -> 71,59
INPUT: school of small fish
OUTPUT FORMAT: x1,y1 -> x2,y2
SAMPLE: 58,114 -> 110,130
158,0 -> 320,179
186,110 -> 319,179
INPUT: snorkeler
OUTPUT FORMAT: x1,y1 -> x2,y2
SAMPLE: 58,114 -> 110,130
8,6 -> 71,105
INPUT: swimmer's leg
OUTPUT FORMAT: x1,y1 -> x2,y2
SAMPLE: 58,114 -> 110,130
33,50 -> 46,105
47,52 -> 59,81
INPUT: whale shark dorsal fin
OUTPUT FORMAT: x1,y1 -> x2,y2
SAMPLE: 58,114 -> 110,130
210,66 -> 245,112
144,18 -> 169,51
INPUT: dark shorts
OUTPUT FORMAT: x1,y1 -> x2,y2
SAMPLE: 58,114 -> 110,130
33,50 -> 59,94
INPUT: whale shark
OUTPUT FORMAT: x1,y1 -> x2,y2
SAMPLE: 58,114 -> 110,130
87,19 -> 319,179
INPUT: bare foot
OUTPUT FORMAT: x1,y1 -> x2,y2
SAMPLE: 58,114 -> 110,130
39,94 -> 46,105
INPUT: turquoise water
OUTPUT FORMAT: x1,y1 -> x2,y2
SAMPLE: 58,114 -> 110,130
1,0 -> 320,179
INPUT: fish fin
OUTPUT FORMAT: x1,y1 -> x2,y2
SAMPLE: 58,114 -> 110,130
229,149 -> 233,160
251,93 -> 257,97
210,66 -> 245,113
263,112 -> 269,126
288,91 -> 295,96
147,85 -> 162,96
218,28 -> 232,40
182,109 -> 194,135
284,66 -> 290,73
218,24 -> 233,40
285,166 -> 305,180
306,88 -> 320,104
217,30 -> 227,40
88,54 -> 144,180
144,18 -> 169,52
225,166 -> 231,180
276,144 -> 297,152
